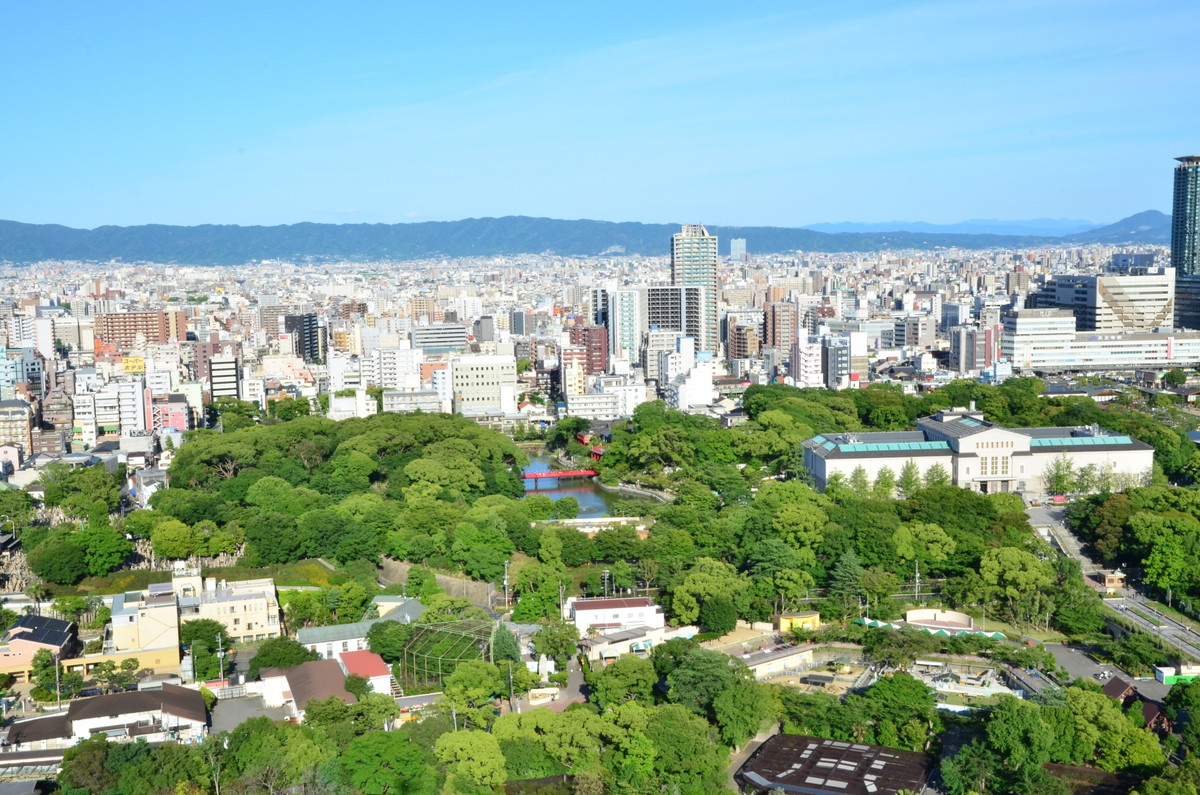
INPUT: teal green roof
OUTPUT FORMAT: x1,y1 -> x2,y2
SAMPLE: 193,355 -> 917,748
838,441 -> 952,453
1029,435 -> 1133,447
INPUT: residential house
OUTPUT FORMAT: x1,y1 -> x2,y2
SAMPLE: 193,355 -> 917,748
338,650 -> 397,697
0,616 -> 78,680
259,659 -> 356,721
4,684 -> 206,750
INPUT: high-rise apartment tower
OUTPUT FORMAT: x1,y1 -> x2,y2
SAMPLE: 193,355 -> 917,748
670,225 -> 719,354
1173,156 -> 1200,328
1174,156 -> 1200,276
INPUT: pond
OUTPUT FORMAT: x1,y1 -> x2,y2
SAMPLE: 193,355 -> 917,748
521,453 -> 623,518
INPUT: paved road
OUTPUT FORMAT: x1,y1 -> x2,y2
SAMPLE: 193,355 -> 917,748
1027,503 -> 1200,663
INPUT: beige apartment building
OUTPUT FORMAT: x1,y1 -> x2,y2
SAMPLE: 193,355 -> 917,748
111,566 -> 282,658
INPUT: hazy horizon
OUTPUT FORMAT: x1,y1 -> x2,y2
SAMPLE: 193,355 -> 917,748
2,1 -> 1195,229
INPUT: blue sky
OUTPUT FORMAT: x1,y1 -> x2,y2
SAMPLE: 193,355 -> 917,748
1,1 -> 1196,228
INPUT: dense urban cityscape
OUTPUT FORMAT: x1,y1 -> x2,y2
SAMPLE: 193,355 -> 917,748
0,155 -> 1190,794
3,2 -> 1200,793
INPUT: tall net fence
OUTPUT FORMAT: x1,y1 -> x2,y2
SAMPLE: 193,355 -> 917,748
399,619 -> 496,690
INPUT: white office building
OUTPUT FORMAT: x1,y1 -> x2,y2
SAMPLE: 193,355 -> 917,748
802,406 -> 1154,495
1003,309 -> 1200,373
450,355 -> 517,414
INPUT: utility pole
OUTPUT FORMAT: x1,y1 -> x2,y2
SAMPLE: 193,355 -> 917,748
602,569 -> 610,598
503,560 -> 510,611
915,561 -> 921,603
54,651 -> 61,710
215,634 -> 225,680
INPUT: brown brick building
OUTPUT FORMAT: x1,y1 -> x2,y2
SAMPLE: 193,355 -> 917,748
94,311 -> 187,350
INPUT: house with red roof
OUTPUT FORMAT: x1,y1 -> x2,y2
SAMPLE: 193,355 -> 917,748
338,649 -> 397,697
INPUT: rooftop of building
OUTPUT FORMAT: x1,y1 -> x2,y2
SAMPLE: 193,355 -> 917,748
807,415 -> 1152,459
3,615 -> 75,648
4,684 -> 205,746
736,734 -> 930,795
296,617 -> 387,645
262,659 -> 357,712
570,597 -> 656,612
339,649 -> 390,679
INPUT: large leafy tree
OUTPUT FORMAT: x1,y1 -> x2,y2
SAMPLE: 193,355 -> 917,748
531,620 -> 579,669
712,679 -> 773,747
248,637 -> 319,679
339,731 -> 430,795
666,648 -> 752,718
28,538 -> 87,584
434,730 -> 507,790
180,619 -> 233,681
366,620 -> 413,665
589,654 -> 656,711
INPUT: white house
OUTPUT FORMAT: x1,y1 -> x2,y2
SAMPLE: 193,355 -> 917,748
338,649 -> 395,697
5,684 -> 207,750
563,597 -> 665,635
259,659 -> 356,721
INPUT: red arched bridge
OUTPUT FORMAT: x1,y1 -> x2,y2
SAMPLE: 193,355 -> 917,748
522,469 -> 597,480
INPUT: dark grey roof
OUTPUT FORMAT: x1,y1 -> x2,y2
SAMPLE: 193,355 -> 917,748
5,615 -> 74,648
296,618 -> 385,645
372,596 -> 427,624
805,432 -> 952,461
916,413 -> 995,438
737,734 -> 930,795
1014,426 -> 1080,439
66,683 -> 206,727
5,714 -> 68,745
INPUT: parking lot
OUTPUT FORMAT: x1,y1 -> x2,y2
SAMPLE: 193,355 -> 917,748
1045,642 -> 1169,702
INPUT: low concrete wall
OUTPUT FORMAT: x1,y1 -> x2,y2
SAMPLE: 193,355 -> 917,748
591,478 -> 673,503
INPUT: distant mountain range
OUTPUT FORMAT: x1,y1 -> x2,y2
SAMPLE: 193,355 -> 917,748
804,218 -> 1099,236
1060,210 -> 1172,244
0,211 -> 1173,266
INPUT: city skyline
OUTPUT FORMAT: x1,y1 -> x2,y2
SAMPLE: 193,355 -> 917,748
2,1 -> 1197,229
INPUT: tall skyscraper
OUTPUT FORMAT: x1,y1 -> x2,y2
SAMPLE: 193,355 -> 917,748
646,286 -> 706,349
764,301 -> 798,352
568,324 -> 610,375
283,313 -> 324,363
671,224 -> 719,354
1174,156 -> 1200,328
730,238 -> 747,262
1174,156 -> 1200,276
